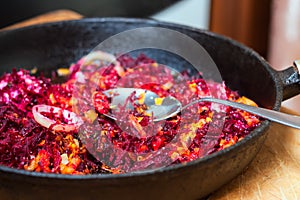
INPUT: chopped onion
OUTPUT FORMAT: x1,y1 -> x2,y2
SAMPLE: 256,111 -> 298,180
32,105 -> 83,132
83,50 -> 119,65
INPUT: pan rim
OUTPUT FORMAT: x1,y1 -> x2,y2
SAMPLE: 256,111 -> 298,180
0,17 -> 282,180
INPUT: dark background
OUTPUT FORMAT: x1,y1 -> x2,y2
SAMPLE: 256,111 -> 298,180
0,0 -> 180,28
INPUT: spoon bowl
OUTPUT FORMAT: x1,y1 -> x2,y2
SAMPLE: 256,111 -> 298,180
102,88 -> 181,121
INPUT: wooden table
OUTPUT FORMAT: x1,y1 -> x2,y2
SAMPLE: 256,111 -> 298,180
2,10 -> 300,200
211,116 -> 300,200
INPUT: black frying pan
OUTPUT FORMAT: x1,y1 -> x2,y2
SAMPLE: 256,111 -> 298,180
0,18 -> 299,200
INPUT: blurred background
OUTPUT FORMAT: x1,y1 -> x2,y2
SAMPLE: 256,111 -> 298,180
0,0 -> 299,111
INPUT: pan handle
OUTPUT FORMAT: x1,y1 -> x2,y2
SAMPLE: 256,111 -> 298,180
278,60 -> 300,101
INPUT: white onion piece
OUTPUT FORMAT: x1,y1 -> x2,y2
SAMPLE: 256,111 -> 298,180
32,105 -> 83,132
84,50 -> 119,65
82,50 -> 124,76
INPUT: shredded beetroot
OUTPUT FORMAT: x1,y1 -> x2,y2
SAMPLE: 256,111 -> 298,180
0,52 -> 261,174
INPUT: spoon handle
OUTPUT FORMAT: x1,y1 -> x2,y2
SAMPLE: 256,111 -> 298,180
184,97 -> 300,129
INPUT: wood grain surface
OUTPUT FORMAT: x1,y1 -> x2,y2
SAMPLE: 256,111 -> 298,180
1,10 -> 83,31
2,10 -> 300,200
210,108 -> 300,199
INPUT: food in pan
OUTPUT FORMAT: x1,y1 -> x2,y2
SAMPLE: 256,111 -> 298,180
0,52 -> 261,174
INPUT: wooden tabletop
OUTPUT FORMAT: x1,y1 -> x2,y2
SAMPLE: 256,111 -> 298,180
2,10 -> 300,200
211,115 -> 300,199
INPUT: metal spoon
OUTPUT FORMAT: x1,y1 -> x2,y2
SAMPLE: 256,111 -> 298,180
103,88 -> 300,129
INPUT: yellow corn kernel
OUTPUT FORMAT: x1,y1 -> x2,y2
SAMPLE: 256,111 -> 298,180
49,93 -> 56,104
154,97 -> 164,105
138,92 -> 145,104
137,116 -> 144,122
189,82 -> 197,92
84,109 -> 98,123
151,62 -> 158,67
57,68 -> 70,76
30,67 -> 38,74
